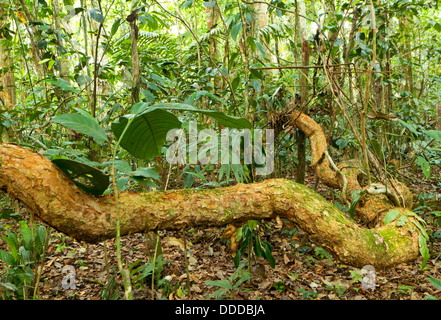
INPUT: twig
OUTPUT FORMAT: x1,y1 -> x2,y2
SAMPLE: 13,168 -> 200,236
324,150 -> 349,205
251,63 -> 353,70
91,0 -> 104,118
183,233 -> 191,294
151,232 -> 160,300
103,241 -> 110,281
32,226 -> 52,299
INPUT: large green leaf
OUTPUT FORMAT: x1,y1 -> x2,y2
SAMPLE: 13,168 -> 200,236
134,103 -> 252,129
51,113 -> 109,144
20,221 -> 33,252
254,40 -> 270,61
1,231 -> 18,263
52,159 -> 110,196
111,108 -> 182,159
113,103 -> 251,160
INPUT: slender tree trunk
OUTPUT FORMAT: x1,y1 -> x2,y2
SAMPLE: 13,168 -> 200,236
254,2 -> 269,59
0,2 -> 16,143
0,38 -> 16,108
296,40 -> 310,184
237,0 -> 250,118
206,4 -> 218,61
206,3 -> 219,113
52,0 -> 70,113
127,9 -> 140,105
295,0 -> 308,184
344,7 -> 359,102
17,0 -> 43,78
400,17 -> 413,96
52,0 -> 69,83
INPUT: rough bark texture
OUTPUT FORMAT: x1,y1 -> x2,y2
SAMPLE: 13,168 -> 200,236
0,143 -> 419,268
0,2 -> 16,109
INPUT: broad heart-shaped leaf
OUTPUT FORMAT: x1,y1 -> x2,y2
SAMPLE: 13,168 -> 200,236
114,103 -> 251,160
51,113 -> 109,144
52,159 -> 110,196
112,108 -> 182,160
134,102 -> 252,129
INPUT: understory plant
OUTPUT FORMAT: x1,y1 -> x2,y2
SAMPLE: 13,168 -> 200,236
0,220 -> 51,299
205,262 -> 251,299
233,220 -> 275,273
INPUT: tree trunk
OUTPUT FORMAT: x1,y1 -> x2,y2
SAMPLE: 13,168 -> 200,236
295,0 -> 308,184
296,40 -> 310,185
205,3 -> 220,109
0,2 -> 16,143
129,12 -> 140,105
52,0 -> 69,84
17,0 -> 43,78
52,0 -> 71,114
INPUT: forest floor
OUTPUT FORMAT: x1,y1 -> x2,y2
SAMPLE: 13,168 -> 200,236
1,166 -> 441,301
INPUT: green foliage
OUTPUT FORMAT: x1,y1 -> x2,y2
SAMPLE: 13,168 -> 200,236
51,112 -> 109,144
314,247 -> 333,260
382,209 -> 430,269
0,221 -> 50,300
349,269 -> 363,284
112,108 -> 182,160
2,0 -> 441,300
100,275 -> 121,300
233,220 -> 275,271
205,263 -> 251,299
129,254 -> 170,291
112,103 -> 251,160
325,283 -> 347,297
52,159 -> 110,196
297,288 -> 318,300
425,277 -> 441,300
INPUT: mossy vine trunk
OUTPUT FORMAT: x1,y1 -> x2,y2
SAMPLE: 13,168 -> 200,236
0,142 -> 419,268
